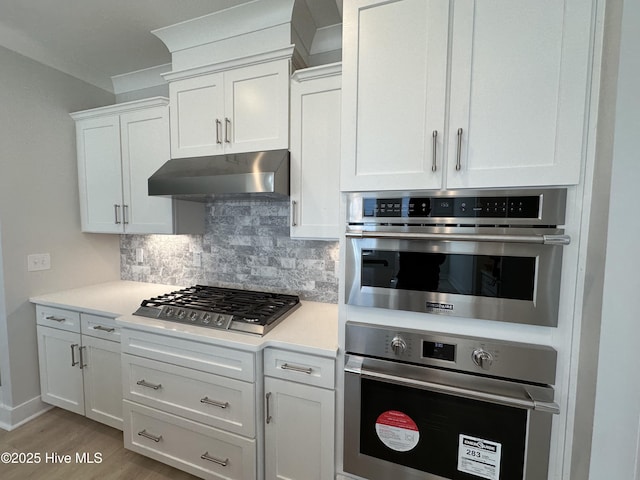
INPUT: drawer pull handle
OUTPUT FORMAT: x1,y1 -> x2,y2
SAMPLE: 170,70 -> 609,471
200,397 -> 229,409
93,325 -> 115,333
281,363 -> 313,375
46,315 -> 66,323
201,452 -> 229,467
136,379 -> 162,390
137,430 -> 162,443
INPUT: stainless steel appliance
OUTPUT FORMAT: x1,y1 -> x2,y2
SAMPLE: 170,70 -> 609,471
148,149 -> 290,200
133,285 -> 300,335
345,188 -> 569,327
343,322 -> 559,480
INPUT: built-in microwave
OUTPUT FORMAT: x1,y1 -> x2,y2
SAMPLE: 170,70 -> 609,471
345,189 -> 569,327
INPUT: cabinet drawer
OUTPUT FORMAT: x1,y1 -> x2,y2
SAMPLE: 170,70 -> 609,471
121,329 -> 255,381
264,349 -> 335,389
81,313 -> 121,342
124,400 -> 256,480
36,305 -> 80,333
123,354 -> 255,437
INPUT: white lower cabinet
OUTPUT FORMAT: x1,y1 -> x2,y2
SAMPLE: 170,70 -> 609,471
120,329 -> 259,480
35,306 -> 123,429
123,400 -> 256,480
264,349 -> 335,480
36,325 -> 84,415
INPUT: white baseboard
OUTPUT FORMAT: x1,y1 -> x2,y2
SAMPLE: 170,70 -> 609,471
0,396 -> 51,431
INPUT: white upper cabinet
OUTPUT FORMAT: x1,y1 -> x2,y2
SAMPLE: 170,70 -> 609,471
290,63 -> 342,240
341,0 -> 594,192
168,59 -> 290,159
341,0 -> 448,191
72,98 -> 203,234
169,73 -> 225,158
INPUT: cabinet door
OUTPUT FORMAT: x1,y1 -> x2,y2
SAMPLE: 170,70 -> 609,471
82,335 -> 123,430
36,325 -> 84,415
446,0 -> 593,188
223,60 -> 289,154
290,68 -> 341,239
75,115 -> 124,233
120,105 -> 175,234
264,377 -> 334,480
341,0 -> 449,191
169,72 -> 225,158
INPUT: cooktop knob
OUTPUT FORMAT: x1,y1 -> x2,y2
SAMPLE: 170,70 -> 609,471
472,348 -> 493,369
390,336 -> 407,355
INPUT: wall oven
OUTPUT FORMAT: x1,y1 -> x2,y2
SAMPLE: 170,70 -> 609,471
345,189 -> 569,327
343,322 -> 559,480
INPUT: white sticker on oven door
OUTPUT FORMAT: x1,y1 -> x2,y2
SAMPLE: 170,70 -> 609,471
457,434 -> 502,480
375,410 -> 420,452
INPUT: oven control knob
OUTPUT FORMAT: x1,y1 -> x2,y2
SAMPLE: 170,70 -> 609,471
472,349 -> 493,369
390,336 -> 407,356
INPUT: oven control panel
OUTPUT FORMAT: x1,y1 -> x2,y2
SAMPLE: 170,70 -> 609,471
345,322 -> 558,385
363,195 -> 541,219
347,188 -> 567,226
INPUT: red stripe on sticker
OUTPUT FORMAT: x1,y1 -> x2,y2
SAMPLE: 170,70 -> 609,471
376,410 -> 419,431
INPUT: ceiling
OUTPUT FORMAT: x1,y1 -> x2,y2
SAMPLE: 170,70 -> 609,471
0,0 -> 342,93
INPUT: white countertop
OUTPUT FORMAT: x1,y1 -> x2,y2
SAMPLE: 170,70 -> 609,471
30,281 -> 339,357
30,280 -> 180,317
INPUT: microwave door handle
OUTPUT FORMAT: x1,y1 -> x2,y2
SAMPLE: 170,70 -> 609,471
346,230 -> 570,246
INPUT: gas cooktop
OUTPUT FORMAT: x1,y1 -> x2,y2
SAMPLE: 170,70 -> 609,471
133,285 -> 300,336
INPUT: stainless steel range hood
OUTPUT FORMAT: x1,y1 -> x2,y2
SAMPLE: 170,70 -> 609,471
148,150 -> 290,201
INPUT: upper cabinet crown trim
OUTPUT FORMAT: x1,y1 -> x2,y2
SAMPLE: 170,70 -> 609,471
152,0 -> 296,54
162,46 -> 295,82
292,62 -> 342,82
70,96 -> 169,120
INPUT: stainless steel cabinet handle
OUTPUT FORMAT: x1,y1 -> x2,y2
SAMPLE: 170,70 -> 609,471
224,117 -> 231,143
46,315 -> 65,323
291,200 -> 298,227
456,128 -> 463,171
114,204 -> 121,224
70,344 -> 79,367
265,392 -> 272,424
79,346 -> 87,369
136,379 -> 162,390
432,130 -> 438,172
93,325 -> 115,333
215,119 -> 222,144
200,397 -> 229,409
200,452 -> 229,467
281,363 -> 313,375
123,204 -> 129,225
137,430 -> 162,443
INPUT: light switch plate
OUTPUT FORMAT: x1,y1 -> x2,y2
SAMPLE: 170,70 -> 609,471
27,253 -> 51,271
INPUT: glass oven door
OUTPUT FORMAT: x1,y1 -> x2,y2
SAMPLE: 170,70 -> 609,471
343,355 -> 557,480
345,233 -> 564,327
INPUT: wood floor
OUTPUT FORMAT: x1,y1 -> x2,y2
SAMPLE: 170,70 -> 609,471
0,408 -> 199,480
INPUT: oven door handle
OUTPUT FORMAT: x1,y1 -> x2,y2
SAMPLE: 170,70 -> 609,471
346,230 -> 570,245
346,361 -> 560,415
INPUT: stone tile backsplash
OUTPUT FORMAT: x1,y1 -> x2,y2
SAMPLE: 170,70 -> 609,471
120,198 -> 339,303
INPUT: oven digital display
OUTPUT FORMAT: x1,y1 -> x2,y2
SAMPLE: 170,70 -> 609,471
423,341 -> 455,361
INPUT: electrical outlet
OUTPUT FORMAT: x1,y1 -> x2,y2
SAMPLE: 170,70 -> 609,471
136,248 -> 144,263
192,251 -> 202,267
27,253 -> 51,272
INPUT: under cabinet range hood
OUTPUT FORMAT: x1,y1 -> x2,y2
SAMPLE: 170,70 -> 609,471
148,149 -> 290,201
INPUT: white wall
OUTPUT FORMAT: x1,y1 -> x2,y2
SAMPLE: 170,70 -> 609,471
589,0 -> 640,477
0,45 -> 121,426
